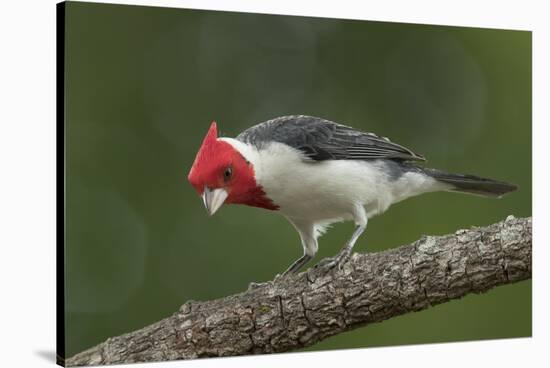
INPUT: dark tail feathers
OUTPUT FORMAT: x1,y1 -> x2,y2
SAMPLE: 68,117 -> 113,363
422,168 -> 518,198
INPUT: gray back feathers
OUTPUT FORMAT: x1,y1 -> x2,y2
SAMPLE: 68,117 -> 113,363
236,115 -> 425,162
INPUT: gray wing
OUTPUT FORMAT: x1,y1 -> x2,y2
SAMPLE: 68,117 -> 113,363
236,115 -> 425,162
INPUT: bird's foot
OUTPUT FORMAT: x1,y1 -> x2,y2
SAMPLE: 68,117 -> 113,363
316,248 -> 352,271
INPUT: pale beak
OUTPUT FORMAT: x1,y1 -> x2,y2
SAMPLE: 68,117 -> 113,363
202,186 -> 229,216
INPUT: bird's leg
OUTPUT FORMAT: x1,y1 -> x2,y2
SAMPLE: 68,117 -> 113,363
282,254 -> 313,276
320,206 -> 368,270
248,253 -> 313,290
329,223 -> 366,268
248,220 -> 317,290
280,219 -> 317,276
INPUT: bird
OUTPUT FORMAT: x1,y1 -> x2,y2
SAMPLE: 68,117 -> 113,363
187,115 -> 517,277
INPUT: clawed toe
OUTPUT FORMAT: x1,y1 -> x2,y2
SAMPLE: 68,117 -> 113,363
317,251 -> 352,271
314,257 -> 334,268
336,251 -> 352,266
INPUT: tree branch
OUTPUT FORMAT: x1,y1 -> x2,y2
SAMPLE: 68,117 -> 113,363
65,216 -> 531,366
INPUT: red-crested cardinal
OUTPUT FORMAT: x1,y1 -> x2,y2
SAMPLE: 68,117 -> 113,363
188,115 -> 517,277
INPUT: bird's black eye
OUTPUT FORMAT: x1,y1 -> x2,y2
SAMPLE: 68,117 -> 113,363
223,166 -> 232,182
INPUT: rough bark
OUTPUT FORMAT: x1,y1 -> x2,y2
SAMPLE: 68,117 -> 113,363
65,216 -> 532,366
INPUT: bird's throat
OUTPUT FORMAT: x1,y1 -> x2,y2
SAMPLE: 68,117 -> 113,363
229,184 -> 279,211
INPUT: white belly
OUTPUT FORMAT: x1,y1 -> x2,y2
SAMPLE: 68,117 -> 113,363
263,161 -> 383,220
252,142 -> 440,223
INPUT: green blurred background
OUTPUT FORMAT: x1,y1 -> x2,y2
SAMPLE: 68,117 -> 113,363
64,1 -> 532,358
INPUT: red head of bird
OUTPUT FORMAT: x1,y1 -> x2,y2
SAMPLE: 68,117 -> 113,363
187,121 -> 277,215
